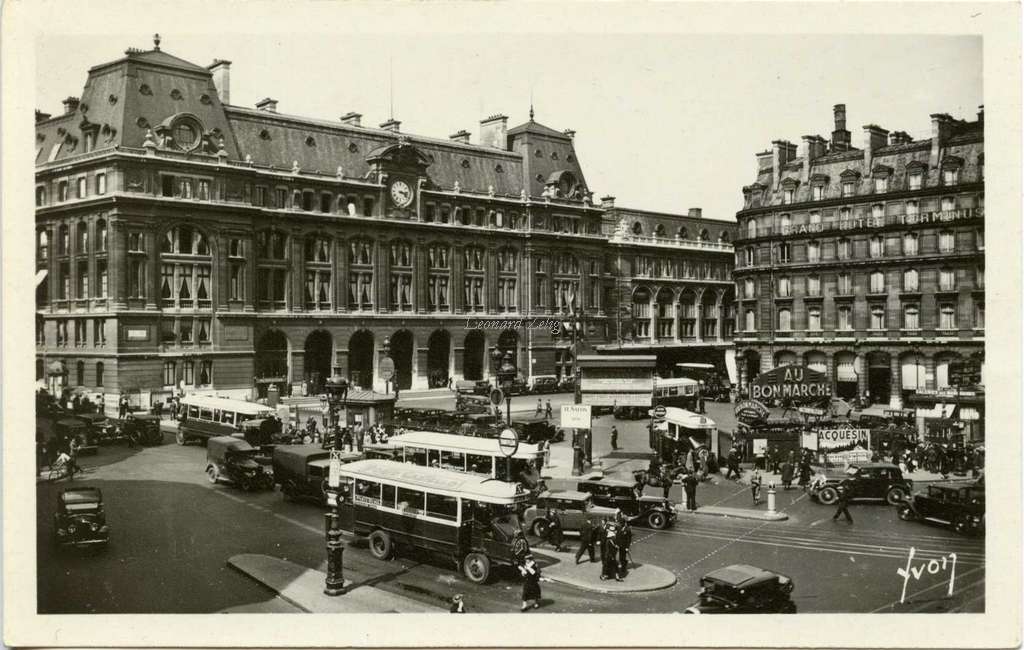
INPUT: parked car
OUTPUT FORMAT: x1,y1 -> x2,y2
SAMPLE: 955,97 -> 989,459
273,445 -> 362,504
898,482 -> 985,535
53,487 -> 109,549
72,413 -> 118,446
684,564 -> 796,613
510,416 -> 564,444
530,375 -> 561,394
52,418 -> 97,456
205,436 -> 274,491
613,406 -> 649,420
504,377 -> 530,396
117,413 -> 164,446
455,379 -> 492,396
576,477 -> 677,529
810,463 -> 913,506
522,490 -> 618,537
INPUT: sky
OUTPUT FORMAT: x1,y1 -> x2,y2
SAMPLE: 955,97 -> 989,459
36,33 -> 981,221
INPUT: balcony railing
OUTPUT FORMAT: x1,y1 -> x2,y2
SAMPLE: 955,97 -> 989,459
609,232 -> 734,252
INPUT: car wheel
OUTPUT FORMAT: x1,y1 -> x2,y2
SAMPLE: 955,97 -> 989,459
817,487 -> 838,505
647,511 -> 669,529
886,488 -> 907,505
206,466 -> 219,484
462,552 -> 491,584
176,430 -> 186,446
368,530 -> 393,560
897,504 -> 916,521
531,520 -> 548,538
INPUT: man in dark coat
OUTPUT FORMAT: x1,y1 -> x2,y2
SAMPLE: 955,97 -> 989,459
600,522 -> 620,581
545,508 -> 564,552
682,471 -> 699,511
615,521 -> 632,581
832,478 -> 854,523
610,425 -> 619,451
574,517 -> 597,564
725,448 -> 741,480
780,460 -> 795,490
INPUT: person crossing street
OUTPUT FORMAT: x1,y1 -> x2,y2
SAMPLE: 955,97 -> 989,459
574,517 -> 597,564
544,508 -> 564,552
682,471 -> 699,511
832,478 -> 854,523
610,425 -> 619,451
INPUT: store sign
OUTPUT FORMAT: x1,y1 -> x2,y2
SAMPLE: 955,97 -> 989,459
778,207 -> 982,237
560,405 -> 592,429
581,378 -> 653,390
124,327 -> 149,341
799,406 -> 827,417
916,388 -> 979,398
751,365 -> 831,401
584,393 -> 650,407
817,428 -> 871,451
735,399 -> 770,424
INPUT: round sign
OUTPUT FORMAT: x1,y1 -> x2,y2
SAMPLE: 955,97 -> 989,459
498,428 -> 519,457
379,357 -> 395,381
490,388 -> 505,406
653,405 -> 667,419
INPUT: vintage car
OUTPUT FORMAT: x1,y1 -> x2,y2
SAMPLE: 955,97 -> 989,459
530,375 -> 561,394
116,413 -> 164,446
613,406 -> 649,420
576,477 -> 677,529
53,487 -> 109,549
205,436 -> 274,491
273,445 -> 361,504
522,490 -> 618,538
52,418 -> 98,456
455,379 -> 492,396
684,564 -> 796,613
898,482 -> 985,535
510,416 -> 563,444
810,463 -> 913,506
72,413 -> 119,446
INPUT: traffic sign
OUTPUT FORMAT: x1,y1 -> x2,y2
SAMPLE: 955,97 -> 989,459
498,428 -> 519,457
490,388 -> 505,406
379,357 -> 395,381
652,405 -> 667,419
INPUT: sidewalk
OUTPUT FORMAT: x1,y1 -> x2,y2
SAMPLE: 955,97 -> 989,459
531,547 -> 676,593
228,554 -> 442,613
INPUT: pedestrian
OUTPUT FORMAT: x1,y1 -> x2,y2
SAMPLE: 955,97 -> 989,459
600,522 -> 620,581
153,400 -> 164,419
393,384 -> 400,402
511,529 -> 530,567
356,425 -> 365,452
518,554 -> 543,611
343,428 -> 354,452
447,377 -> 453,391
544,508 -> 564,552
725,447 -> 741,480
750,468 -> 762,505
798,461 -> 811,490
780,460 -> 794,490
535,399 -> 543,416
449,593 -> 466,613
610,425 -> 619,451
545,400 -> 553,420
616,520 -> 632,580
118,394 -> 127,419
574,517 -> 597,564
685,448 -> 695,474
661,465 -> 673,500
697,395 -> 706,415
832,478 -> 854,523
632,479 -> 645,501
67,436 -> 82,479
682,472 -> 698,510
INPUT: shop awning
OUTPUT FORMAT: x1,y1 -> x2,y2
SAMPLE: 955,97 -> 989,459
35,269 -> 48,287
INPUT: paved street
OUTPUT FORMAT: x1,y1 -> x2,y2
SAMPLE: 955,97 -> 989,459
37,398 -> 983,614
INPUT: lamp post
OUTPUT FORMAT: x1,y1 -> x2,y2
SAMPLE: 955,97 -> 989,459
323,374 -> 349,596
498,350 -> 516,426
382,336 -> 392,395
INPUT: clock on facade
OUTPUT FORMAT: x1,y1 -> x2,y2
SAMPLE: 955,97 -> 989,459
390,180 -> 413,208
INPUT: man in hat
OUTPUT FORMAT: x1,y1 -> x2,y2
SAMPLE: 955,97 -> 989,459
574,516 -> 597,564
449,594 -> 466,613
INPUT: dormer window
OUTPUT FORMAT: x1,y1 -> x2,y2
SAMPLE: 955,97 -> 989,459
812,185 -> 824,201
632,222 -> 643,235
909,172 -> 923,190
943,168 -> 959,186
841,181 -> 854,197
783,189 -> 794,205
874,176 -> 888,193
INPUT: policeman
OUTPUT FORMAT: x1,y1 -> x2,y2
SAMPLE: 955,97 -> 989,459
545,508 -> 564,552
682,471 -> 699,511
832,478 -> 854,523
574,517 -> 597,564
616,520 -> 632,581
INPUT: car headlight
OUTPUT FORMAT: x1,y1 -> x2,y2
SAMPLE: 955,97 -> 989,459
68,525 -> 77,534
90,523 -> 99,532
57,528 -> 67,536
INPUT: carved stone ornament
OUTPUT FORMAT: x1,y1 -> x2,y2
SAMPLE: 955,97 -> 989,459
245,154 -> 253,165
292,160 -> 300,174
520,189 -> 528,201
143,129 -> 157,148
336,166 -> 344,179
453,181 -> 461,193
488,185 -> 495,197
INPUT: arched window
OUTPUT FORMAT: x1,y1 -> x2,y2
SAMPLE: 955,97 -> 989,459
744,278 -> 754,298
699,229 -> 710,241
161,225 -> 213,309
654,224 -> 665,237
777,309 -> 791,331
348,239 -> 375,311
747,219 -> 757,239
77,222 -> 89,253
870,305 -> 886,329
96,219 -> 107,252
719,231 -> 730,243
745,309 -> 756,332
678,226 -> 689,240
631,222 -> 643,235
163,225 -> 210,255
903,268 -> 919,291
256,230 -> 288,260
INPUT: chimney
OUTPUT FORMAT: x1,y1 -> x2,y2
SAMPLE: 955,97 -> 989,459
889,131 -> 909,146
36,110 -> 52,123
770,140 -> 788,188
977,105 -> 984,125
800,135 -> 826,183
863,124 -> 889,172
831,103 -> 851,152
339,112 -> 362,127
479,114 -> 508,150
688,208 -> 703,219
563,129 -> 576,139
207,59 -> 231,104
930,113 -> 952,168
256,97 -> 278,113
449,129 -> 471,144
755,150 -> 773,178
600,195 -> 616,209
62,96 -> 80,115
380,119 -> 401,133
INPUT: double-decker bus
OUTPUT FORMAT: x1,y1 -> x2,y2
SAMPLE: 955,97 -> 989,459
176,395 -> 280,446
368,430 -> 546,488
337,459 -> 531,583
652,377 -> 700,411
651,406 -> 724,463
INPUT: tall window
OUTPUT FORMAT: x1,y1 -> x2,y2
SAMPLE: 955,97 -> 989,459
939,304 -> 957,330
747,219 -> 757,239
779,214 -> 791,230
975,266 -> 984,289
183,360 -> 195,386
777,243 -> 791,263
38,231 -> 49,261
808,307 -> 821,331
744,309 -> 756,332
777,308 -> 791,331
96,220 -> 107,252
744,278 -> 755,298
77,222 -> 89,253
807,275 -> 821,296
870,271 -> 885,294
497,247 -> 518,312
870,305 -> 886,330
841,181 -> 854,197
809,211 -> 821,225
348,239 -> 374,311
77,261 -> 89,298
389,241 -> 413,312
776,276 -> 791,297
906,200 -> 919,218
36,186 -> 46,206
939,269 -> 956,291
902,232 -> 918,255
975,228 -> 984,251
96,173 -> 106,195
903,305 -> 919,330
939,231 -> 955,253
427,244 -> 450,312
871,204 -> 884,219
837,238 -> 850,260
58,181 -> 69,202
903,269 -> 919,291
943,168 -> 959,186
812,185 -> 824,201
941,196 -> 956,212
837,273 -> 852,294
76,361 -> 85,386
783,188 -> 794,205
974,300 -> 985,329
744,248 -> 754,266
199,360 -> 213,386
305,236 -> 332,310
77,177 -> 87,199
909,172 -> 923,190
874,177 -> 889,193
95,362 -> 104,387
807,241 -> 820,262
869,235 -> 884,258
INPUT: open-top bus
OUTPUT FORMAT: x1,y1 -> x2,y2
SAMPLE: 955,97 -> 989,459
337,459 -> 532,583
367,430 -> 546,489
176,395 -> 280,446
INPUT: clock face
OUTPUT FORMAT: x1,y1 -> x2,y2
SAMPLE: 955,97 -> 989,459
390,180 -> 413,208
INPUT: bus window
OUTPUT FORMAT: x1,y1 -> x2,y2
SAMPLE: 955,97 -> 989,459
426,493 -> 458,521
406,446 -> 428,466
212,409 -> 221,423
199,408 -> 213,421
355,479 -> 381,502
466,453 -> 492,476
221,411 -> 235,425
460,499 -> 473,523
668,387 -> 678,396
397,487 -> 425,513
382,484 -> 396,508
427,449 -> 442,468
440,450 -> 466,472
188,405 -> 200,418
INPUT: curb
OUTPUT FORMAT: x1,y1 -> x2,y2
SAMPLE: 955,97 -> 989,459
531,549 -> 677,594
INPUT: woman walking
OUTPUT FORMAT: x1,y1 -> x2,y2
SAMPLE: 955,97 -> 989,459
519,554 -> 543,611
780,459 -> 794,490
798,461 -> 812,491
750,468 -> 763,505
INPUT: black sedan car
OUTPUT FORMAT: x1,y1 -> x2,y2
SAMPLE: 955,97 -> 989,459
898,482 -> 985,535
53,487 -> 109,549
576,477 -> 676,529
810,463 -> 913,506
685,564 -> 796,613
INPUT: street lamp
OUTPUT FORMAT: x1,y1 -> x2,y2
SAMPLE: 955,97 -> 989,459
323,374 -> 349,597
498,350 -> 516,426
382,336 -> 392,395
